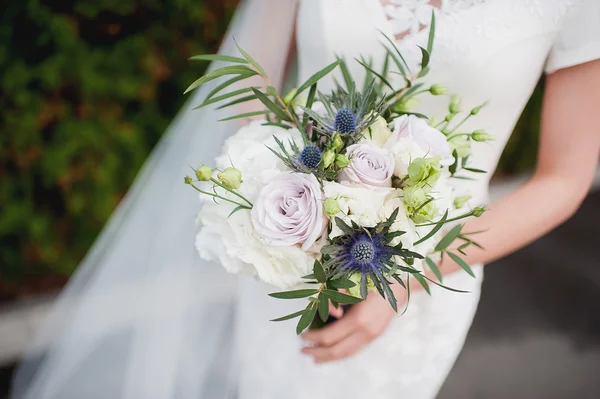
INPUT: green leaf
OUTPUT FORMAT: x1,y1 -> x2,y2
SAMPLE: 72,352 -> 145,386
412,273 -> 431,295
356,58 -> 394,90
463,167 -> 487,174
426,10 -> 436,56
318,294 -> 330,322
314,260 -> 326,284
294,59 -> 341,99
417,46 -> 430,77
322,289 -> 363,304
268,289 -> 319,299
296,304 -> 318,334
329,278 -> 356,290
251,88 -> 290,121
228,205 -> 248,218
337,57 -> 354,91
216,94 -> 258,110
234,38 -> 268,77
195,87 -> 254,108
218,110 -> 270,122
422,276 -> 469,293
379,31 -> 410,75
204,73 -> 256,102
414,210 -> 448,246
271,309 -> 309,322
435,224 -> 463,251
189,54 -> 248,64
425,256 -> 443,282
302,83 -> 318,127
334,217 -> 354,235
447,252 -> 476,278
184,65 -> 256,94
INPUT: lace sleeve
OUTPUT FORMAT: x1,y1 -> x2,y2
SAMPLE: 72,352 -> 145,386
545,0 -> 600,74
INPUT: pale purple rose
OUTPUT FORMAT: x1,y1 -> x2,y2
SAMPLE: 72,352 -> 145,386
251,173 -> 325,251
385,115 -> 454,166
338,143 -> 395,187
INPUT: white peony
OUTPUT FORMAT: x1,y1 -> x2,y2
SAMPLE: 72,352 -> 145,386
195,122 -> 321,289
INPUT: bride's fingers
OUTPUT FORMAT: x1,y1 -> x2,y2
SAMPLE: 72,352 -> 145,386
329,302 -> 344,319
302,331 -> 368,363
301,312 -> 356,348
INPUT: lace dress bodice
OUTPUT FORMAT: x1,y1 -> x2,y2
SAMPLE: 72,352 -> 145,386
234,1 -> 600,398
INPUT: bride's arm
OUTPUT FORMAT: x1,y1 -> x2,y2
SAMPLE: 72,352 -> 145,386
301,59 -> 600,363
443,60 -> 600,267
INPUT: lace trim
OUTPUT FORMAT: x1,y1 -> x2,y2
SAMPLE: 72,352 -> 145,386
381,0 -> 488,41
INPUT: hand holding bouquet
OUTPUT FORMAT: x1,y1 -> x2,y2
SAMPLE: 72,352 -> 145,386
185,14 -> 492,334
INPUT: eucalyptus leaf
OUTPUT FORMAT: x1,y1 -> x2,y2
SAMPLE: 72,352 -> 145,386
425,256 -> 443,282
412,273 -> 431,295
184,65 -> 256,94
318,294 -> 330,322
435,224 -> 463,251
271,309 -> 309,322
329,278 -> 356,290
204,73 -> 256,102
251,88 -> 290,121
296,304 -> 318,335
294,59 -> 341,99
356,58 -> 394,90
463,167 -> 487,174
268,289 -> 319,299
314,260 -> 327,284
447,252 -> 476,278
234,38 -> 268,77
414,210 -> 448,246
322,289 -> 363,304
196,87 -> 254,108
426,10 -> 436,56
189,54 -> 248,64
218,110 -> 269,122
216,94 -> 258,110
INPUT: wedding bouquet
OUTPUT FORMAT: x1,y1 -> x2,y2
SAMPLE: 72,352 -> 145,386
184,15 -> 492,333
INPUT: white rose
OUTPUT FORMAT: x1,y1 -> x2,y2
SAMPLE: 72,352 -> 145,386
338,143 -> 395,187
385,115 -> 454,177
323,182 -> 393,238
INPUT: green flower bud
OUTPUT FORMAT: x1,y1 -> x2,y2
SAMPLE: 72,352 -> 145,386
453,195 -> 471,209
470,102 -> 487,115
449,136 -> 472,158
332,133 -> 344,150
407,157 -> 441,187
324,197 -> 341,217
217,167 -> 242,189
472,207 -> 486,217
348,273 -> 375,298
392,96 -> 420,113
449,95 -> 461,114
184,175 -> 193,185
335,154 -> 351,168
403,186 -> 437,223
195,165 -> 212,181
283,88 -> 298,105
429,84 -> 448,95
323,150 -> 336,168
471,130 -> 495,142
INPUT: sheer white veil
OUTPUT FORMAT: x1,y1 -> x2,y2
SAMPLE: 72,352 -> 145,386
12,1 -> 297,398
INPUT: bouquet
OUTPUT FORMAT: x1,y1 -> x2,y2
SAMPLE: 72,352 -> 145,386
184,15 -> 492,334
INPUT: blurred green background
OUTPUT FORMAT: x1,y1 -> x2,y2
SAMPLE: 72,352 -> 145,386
0,0 -> 542,300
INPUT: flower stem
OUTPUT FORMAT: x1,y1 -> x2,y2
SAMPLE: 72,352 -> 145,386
210,178 -> 253,206
189,183 -> 252,209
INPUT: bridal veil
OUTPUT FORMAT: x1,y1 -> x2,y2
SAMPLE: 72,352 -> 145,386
12,1 -> 298,398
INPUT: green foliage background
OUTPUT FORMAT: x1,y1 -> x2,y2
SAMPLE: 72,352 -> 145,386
0,0 -> 540,296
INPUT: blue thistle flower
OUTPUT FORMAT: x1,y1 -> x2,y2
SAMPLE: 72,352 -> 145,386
337,231 -> 393,277
334,108 -> 357,134
298,145 -> 322,169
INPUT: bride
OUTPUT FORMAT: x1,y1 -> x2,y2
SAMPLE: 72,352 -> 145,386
13,0 -> 600,398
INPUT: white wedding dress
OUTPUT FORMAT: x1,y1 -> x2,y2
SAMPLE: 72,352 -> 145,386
12,1 -> 600,399
234,1 -> 600,398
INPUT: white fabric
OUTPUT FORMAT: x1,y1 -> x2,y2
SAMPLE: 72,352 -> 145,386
235,1 -> 600,398
13,0 -> 600,398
